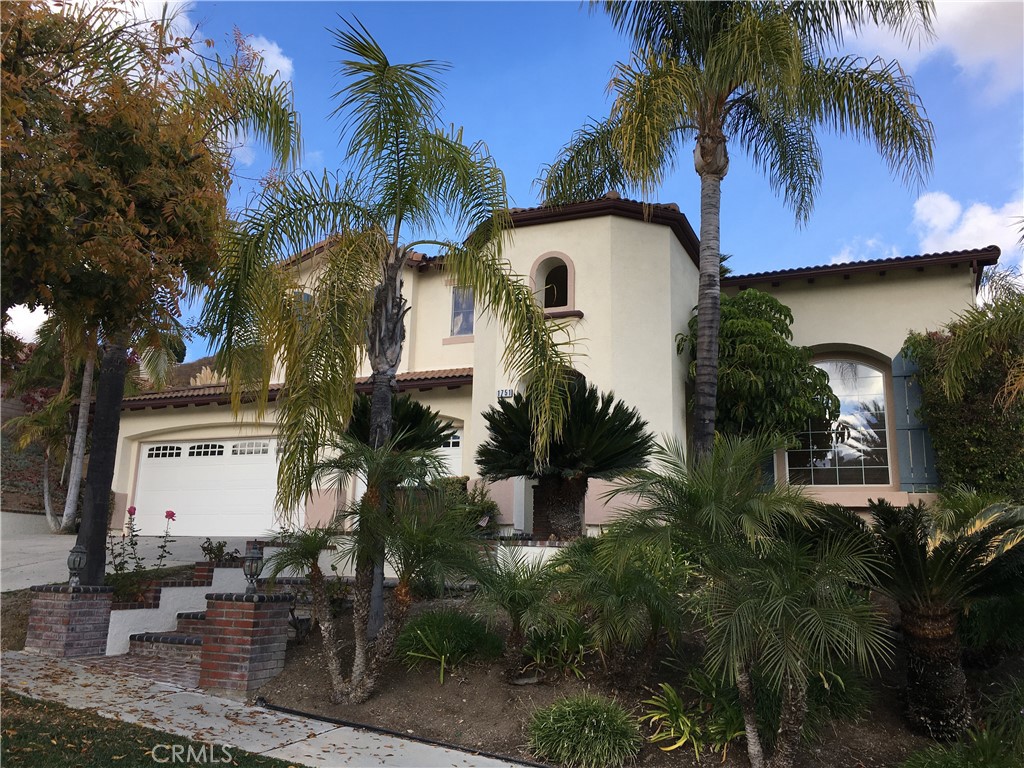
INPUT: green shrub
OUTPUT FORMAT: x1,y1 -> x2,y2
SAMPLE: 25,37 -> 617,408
396,609 -> 502,683
960,594 -> 1024,664
905,331 -> 1024,499
523,618 -> 589,679
528,693 -> 641,768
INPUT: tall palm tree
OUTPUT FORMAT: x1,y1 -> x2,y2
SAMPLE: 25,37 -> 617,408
612,436 -> 891,768
202,21 -> 574,644
869,488 -> 1024,739
476,376 -> 653,539
540,1 -> 935,455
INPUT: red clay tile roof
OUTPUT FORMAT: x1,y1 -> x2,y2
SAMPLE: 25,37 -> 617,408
723,246 -> 1000,291
121,369 -> 474,410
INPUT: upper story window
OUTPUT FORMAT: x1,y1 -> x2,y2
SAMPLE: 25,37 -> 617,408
451,286 -> 474,336
544,263 -> 568,308
787,360 -> 890,486
530,252 -> 580,317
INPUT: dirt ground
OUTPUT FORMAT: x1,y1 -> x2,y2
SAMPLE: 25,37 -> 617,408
254,599 -> 965,768
1,589 -> 32,651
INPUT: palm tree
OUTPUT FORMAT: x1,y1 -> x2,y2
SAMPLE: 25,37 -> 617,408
548,533 -> 689,681
476,376 -> 653,539
938,269 -> 1024,409
264,523 -> 347,701
4,394 -> 73,530
869,488 -> 1024,739
201,20 -> 574,646
470,545 -> 567,678
612,436 -> 891,768
540,1 -> 935,455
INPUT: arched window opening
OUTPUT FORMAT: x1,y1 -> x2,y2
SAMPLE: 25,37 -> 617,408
787,360 -> 891,486
544,264 -> 568,308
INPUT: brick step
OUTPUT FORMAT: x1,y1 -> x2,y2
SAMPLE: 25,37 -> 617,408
128,633 -> 202,662
175,611 -> 206,636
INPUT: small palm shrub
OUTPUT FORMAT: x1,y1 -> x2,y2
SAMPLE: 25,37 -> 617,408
523,617 -> 590,679
396,609 -> 502,683
528,693 -> 642,768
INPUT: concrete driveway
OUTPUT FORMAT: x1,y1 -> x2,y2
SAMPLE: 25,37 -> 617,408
1,511 -> 250,592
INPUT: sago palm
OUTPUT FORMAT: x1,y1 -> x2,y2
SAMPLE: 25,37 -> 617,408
612,435 -> 891,768
476,376 -> 654,539
869,488 -> 1024,739
541,1 -> 934,454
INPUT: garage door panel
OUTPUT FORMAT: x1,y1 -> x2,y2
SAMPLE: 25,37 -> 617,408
134,439 -> 279,537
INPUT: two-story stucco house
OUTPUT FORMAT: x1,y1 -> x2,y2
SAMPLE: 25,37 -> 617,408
109,194 -> 1000,538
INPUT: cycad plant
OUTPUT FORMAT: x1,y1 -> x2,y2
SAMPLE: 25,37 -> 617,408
613,436 -> 891,768
869,488 -> 1024,739
476,376 -> 653,539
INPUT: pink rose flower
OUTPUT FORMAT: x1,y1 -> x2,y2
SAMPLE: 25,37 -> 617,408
127,506 -> 136,517
165,510 -> 176,521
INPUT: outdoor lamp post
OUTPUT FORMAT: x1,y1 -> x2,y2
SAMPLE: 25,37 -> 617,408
242,545 -> 264,595
67,544 -> 87,587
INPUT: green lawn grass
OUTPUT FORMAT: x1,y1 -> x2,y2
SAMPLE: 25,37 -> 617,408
0,693 -> 299,767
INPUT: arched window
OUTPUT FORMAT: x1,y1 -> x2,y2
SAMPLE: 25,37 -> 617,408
787,360 -> 891,486
543,264 -> 568,308
530,252 -> 578,315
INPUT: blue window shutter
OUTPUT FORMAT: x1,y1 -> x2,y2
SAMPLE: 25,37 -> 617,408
891,350 -> 939,491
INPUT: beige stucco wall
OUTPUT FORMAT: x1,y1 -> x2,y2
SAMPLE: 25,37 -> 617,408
735,265 -> 977,360
730,262 -> 979,509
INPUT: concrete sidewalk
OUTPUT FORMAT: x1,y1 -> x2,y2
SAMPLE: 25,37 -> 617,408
1,511 -> 250,592
1,651 -> 530,767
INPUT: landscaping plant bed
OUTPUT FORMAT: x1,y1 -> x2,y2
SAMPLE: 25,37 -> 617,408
254,599 -> 961,768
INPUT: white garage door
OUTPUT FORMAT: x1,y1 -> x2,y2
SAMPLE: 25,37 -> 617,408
133,439 -> 282,537
439,429 -> 463,476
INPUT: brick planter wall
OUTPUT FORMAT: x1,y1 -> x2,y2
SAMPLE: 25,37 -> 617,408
198,592 -> 292,698
25,585 -> 114,658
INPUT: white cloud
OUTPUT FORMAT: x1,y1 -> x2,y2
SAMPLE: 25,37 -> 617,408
829,237 -> 902,265
233,143 -> 256,168
4,306 -> 48,344
248,35 -> 294,82
913,191 -> 1024,273
846,1 -> 1023,101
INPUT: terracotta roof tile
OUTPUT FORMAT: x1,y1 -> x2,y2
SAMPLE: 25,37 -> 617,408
121,369 -> 473,410
724,246 -> 1000,290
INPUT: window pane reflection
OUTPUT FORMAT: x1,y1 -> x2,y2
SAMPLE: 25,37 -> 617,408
787,361 -> 890,486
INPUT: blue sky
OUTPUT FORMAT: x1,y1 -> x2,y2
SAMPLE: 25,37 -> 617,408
6,1 -> 1023,359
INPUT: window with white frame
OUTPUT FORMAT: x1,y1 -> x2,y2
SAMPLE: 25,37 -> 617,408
232,441 -> 270,456
451,286 -> 474,336
787,360 -> 890,486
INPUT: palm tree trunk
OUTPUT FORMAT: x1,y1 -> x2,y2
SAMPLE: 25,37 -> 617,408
901,604 -> 971,739
42,450 -> 60,533
767,673 -> 808,768
76,335 -> 129,586
308,567 -> 347,703
536,475 -> 588,540
348,556 -> 374,698
352,579 -> 413,703
736,662 -> 765,768
691,134 -> 729,456
60,347 -> 94,533
364,250 -> 409,640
